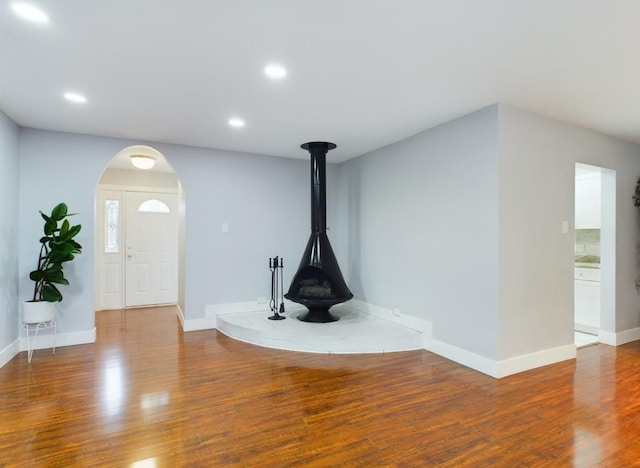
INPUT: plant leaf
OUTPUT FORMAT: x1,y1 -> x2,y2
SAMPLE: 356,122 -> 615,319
60,219 -> 69,237
49,250 -> 74,263
30,270 -> 44,281
59,224 -> 81,241
51,203 -> 68,221
44,219 -> 57,236
45,270 -> 69,285
42,284 -> 62,302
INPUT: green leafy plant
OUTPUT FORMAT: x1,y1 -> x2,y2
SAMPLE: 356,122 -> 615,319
29,203 -> 83,302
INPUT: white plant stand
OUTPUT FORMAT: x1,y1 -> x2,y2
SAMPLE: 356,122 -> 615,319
23,319 -> 56,363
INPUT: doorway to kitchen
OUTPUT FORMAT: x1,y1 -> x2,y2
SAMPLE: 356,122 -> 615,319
574,163 -> 616,347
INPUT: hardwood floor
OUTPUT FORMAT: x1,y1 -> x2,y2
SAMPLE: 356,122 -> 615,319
1,306 -> 640,467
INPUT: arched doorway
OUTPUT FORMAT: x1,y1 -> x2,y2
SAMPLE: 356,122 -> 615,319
94,145 -> 185,313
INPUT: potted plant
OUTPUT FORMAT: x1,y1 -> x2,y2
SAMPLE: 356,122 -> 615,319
23,203 -> 83,323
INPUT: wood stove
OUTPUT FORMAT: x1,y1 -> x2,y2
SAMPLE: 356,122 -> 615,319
285,142 -> 353,322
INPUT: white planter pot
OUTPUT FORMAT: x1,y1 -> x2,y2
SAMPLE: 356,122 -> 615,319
23,301 -> 56,324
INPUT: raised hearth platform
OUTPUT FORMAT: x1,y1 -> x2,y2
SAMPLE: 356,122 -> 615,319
215,304 -> 423,354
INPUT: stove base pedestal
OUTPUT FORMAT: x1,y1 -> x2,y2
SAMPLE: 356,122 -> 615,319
297,307 -> 339,323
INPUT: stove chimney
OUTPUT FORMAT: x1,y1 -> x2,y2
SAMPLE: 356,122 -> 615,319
285,142 -> 353,322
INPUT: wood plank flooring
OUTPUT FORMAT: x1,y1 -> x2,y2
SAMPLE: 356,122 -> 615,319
2,306 -> 640,467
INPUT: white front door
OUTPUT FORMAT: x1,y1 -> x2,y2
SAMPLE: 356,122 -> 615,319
125,192 -> 178,307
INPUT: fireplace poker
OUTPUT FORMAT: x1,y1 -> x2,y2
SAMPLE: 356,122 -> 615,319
278,257 -> 285,315
268,256 -> 286,321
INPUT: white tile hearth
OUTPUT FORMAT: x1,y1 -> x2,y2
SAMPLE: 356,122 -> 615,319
215,304 -> 423,354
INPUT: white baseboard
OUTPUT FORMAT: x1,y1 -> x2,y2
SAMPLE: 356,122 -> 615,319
598,330 -> 616,346
181,316 -> 217,332
0,339 -> 20,368
176,303 -> 186,330
599,327 -> 640,346
17,328 -> 96,353
426,339 -> 499,377
349,299 -> 432,334
495,344 -> 577,378
179,302 -> 216,331
426,339 -> 577,378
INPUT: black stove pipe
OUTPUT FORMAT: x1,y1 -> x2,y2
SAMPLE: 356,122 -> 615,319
306,141 -> 334,234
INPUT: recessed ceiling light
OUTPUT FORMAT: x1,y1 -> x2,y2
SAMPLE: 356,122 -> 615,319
11,2 -> 49,23
264,64 -> 287,80
228,118 -> 245,128
64,92 -> 87,103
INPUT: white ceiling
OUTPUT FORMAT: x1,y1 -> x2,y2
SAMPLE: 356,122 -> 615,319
1,1 -> 638,164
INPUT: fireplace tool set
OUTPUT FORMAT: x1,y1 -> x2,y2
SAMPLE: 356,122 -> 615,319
268,256 -> 286,320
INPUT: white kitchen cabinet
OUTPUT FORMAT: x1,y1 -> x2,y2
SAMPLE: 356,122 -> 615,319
574,268 -> 600,333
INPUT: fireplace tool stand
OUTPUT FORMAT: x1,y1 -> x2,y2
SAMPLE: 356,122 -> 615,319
268,256 -> 286,320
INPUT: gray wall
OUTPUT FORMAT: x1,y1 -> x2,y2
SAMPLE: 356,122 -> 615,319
498,105 -> 640,359
17,128 -> 342,335
0,112 -> 19,355
338,103 -> 640,364
339,105 -> 501,359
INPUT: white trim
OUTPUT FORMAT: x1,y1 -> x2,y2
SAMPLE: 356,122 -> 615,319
425,339 -> 577,378
177,303 -> 185,329
349,299 -> 432,334
18,328 -> 96,352
181,316 -> 216,332
180,302 -> 216,332
598,327 -> 640,346
598,330 -> 616,345
0,339 -> 19,368
427,339 -> 499,377
495,345 -> 576,378
99,184 -> 178,194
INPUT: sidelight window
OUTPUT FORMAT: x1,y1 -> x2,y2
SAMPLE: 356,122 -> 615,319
105,200 -> 119,253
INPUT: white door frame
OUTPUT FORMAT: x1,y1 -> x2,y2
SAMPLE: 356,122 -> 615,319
573,163 -> 616,344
